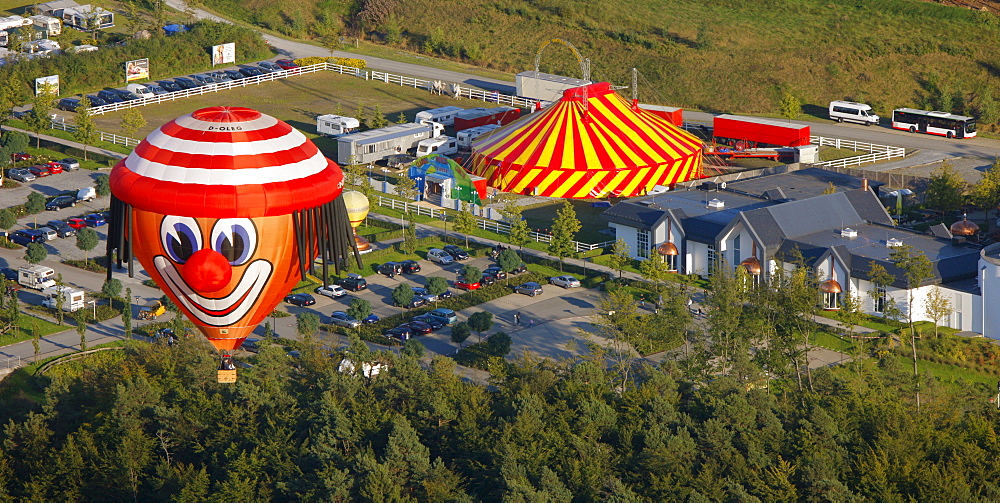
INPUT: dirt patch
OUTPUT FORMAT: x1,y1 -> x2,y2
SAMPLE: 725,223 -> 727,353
884,156 -> 994,185
933,0 -> 1000,14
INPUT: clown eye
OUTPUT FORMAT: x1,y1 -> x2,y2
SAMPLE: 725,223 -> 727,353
160,216 -> 202,264
211,219 -> 257,266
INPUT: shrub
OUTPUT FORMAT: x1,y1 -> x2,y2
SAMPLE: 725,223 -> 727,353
331,57 -> 367,69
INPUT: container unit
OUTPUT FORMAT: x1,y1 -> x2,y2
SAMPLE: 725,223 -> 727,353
712,114 -> 811,148
336,121 -> 444,164
316,114 -> 360,137
414,106 -> 464,127
457,124 -> 501,149
638,104 -> 683,126
515,71 -> 591,103
453,106 -> 521,131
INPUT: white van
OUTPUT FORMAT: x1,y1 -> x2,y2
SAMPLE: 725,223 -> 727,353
829,101 -> 879,126
76,187 -> 96,202
126,83 -> 155,99
36,227 -> 57,241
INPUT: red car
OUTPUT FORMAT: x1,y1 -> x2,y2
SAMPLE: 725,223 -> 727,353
66,217 -> 88,229
10,152 -> 30,162
275,59 -> 298,70
454,280 -> 481,291
44,162 -> 63,174
28,165 -> 51,177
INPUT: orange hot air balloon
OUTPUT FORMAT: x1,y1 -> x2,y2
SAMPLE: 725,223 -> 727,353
107,107 -> 359,380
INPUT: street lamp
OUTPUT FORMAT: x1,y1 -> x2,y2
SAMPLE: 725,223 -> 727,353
134,296 -> 140,321
86,300 -> 96,320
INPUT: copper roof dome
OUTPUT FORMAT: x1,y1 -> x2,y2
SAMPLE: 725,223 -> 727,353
740,256 -> 761,275
819,279 -> 842,294
950,214 -> 979,237
657,242 -> 678,256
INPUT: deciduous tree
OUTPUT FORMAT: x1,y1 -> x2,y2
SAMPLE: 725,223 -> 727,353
889,244 -> 933,410
453,201 -> 476,248
450,321 -> 470,347
925,161 -> 966,215
460,264 -> 481,285
119,107 -> 147,138
426,276 -> 448,298
24,242 -> 46,264
391,283 -> 414,310
971,157 -> 1000,232
468,311 -> 493,342
76,228 -> 99,265
25,83 -> 56,148
95,174 -> 111,197
347,297 -> 372,322
608,238 -> 631,279
72,97 -> 97,161
548,200 -> 581,272
923,286 -> 952,339
25,192 -> 45,213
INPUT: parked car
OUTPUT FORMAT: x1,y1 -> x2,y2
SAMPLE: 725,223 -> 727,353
96,89 -> 124,103
407,320 -> 433,335
275,59 -> 299,70
57,98 -> 80,111
84,213 -> 106,227
46,220 -> 76,238
426,308 -> 458,325
284,293 -> 316,306
55,158 -> 79,170
224,69 -> 244,80
174,77 -> 202,89
329,311 -> 361,329
241,338 -> 261,352
362,314 -> 380,324
400,260 -> 421,274
191,74 -> 217,85
45,195 -> 76,210
113,89 -> 142,101
35,227 -> 57,241
10,152 -> 31,162
144,85 -> 169,96
443,245 -> 470,261
484,266 -> 507,280
549,275 -> 581,288
509,263 -> 528,274
397,296 -> 426,309
43,162 -> 63,174
479,273 -> 496,287
66,217 -> 88,229
157,80 -> 183,92
454,279 -> 481,291
7,168 -> 35,182
257,61 -> 282,72
378,261 -> 403,277
384,325 -> 412,341
411,287 -> 438,302
514,282 -> 544,297
10,229 -> 46,246
239,67 -> 264,78
28,165 -> 52,177
439,289 -> 453,300
0,267 -> 18,281
315,284 -> 347,298
208,71 -> 232,82
427,248 -> 455,265
337,274 -> 368,292
86,95 -> 108,106
412,314 -> 445,331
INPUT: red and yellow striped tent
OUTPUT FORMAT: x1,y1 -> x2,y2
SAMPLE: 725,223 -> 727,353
470,82 -> 703,199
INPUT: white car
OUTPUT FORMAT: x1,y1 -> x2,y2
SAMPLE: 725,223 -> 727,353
427,248 -> 455,265
315,284 -> 347,298
549,275 -> 581,289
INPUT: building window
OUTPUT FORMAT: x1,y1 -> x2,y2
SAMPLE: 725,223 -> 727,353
824,291 -> 841,310
873,286 -> 886,313
733,234 -> 741,265
637,230 -> 650,259
663,254 -> 677,272
707,244 -> 717,274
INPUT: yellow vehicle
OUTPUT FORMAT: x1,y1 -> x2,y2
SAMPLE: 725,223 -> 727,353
138,300 -> 166,320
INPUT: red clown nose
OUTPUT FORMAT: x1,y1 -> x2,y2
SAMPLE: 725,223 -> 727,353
182,249 -> 233,292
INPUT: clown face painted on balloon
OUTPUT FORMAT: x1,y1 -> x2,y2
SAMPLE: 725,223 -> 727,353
108,107 -> 359,352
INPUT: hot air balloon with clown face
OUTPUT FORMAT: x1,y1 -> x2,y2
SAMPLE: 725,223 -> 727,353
107,107 -> 360,382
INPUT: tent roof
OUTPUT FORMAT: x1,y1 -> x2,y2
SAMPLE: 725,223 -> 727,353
472,82 -> 702,172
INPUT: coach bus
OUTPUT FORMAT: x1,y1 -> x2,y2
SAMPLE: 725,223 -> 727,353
891,108 -> 976,139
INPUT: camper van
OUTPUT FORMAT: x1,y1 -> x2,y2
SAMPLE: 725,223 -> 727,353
415,106 -> 464,127
457,124 -> 501,149
125,83 -> 154,99
18,265 -> 55,290
41,285 -> 85,312
828,101 -> 879,126
416,136 -> 458,157
316,114 -> 360,137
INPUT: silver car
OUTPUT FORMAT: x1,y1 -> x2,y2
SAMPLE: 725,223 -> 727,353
329,311 -> 361,329
7,168 -> 35,182
514,282 -> 543,297
549,275 -> 581,288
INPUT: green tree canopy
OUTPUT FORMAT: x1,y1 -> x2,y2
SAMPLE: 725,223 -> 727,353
392,283 -> 414,308
95,174 -> 111,197
24,242 -> 46,264
76,228 -> 99,264
548,200 -> 581,271
346,297 -> 372,321
102,278 -> 123,298
461,264 -> 481,285
468,311 -> 493,340
73,96 -> 98,161
450,321 -> 470,347
426,276 -> 449,297
925,161 -> 966,214
25,192 -> 45,214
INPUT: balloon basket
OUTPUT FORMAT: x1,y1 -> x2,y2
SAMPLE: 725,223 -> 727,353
217,369 -> 237,383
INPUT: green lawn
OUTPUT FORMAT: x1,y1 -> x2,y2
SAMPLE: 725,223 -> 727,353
0,315 -> 84,348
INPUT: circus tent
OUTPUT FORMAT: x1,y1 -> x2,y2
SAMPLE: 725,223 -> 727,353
469,82 -> 703,199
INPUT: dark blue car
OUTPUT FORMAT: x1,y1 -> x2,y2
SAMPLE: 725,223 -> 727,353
10,229 -> 45,246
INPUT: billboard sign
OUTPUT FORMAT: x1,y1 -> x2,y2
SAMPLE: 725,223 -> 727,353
125,58 -> 149,82
212,43 -> 235,66
34,75 -> 59,96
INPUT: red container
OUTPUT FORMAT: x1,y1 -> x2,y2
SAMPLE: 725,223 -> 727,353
454,107 -> 521,131
638,103 -> 683,126
713,114 -> 810,147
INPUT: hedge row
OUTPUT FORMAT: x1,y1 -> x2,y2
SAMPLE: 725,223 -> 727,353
292,57 -> 367,69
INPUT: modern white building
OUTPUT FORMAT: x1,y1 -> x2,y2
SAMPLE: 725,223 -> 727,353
602,168 -> 983,332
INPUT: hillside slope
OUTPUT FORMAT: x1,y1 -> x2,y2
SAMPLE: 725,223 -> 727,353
203,0 -> 1000,127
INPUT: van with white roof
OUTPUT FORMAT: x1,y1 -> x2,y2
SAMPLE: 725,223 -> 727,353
828,101 -> 879,126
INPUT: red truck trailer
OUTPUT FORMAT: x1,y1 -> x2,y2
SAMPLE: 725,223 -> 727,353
638,103 -> 683,126
453,107 -> 522,131
713,114 -> 810,147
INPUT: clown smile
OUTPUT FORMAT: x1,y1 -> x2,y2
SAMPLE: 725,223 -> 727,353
154,256 -> 273,327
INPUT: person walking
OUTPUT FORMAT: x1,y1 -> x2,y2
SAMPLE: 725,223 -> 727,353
514,312 -> 521,325
686,297 -> 693,313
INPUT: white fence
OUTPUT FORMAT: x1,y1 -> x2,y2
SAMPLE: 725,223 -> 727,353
50,118 -> 140,147
1,356 -> 22,372
376,195 -> 613,252
809,136 -> 907,168
85,62 -> 538,116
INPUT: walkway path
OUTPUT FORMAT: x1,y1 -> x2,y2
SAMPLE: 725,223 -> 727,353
4,125 -> 127,161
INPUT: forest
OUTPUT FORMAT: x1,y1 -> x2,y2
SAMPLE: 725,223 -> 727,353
2,256 -> 1000,501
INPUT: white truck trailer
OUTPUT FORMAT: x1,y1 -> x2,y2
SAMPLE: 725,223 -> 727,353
457,124 -> 501,149
416,136 -> 458,157
336,121 -> 444,165
316,114 -> 360,137
41,285 -> 85,312
18,265 -> 56,290
515,71 -> 590,104
414,106 -> 463,127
